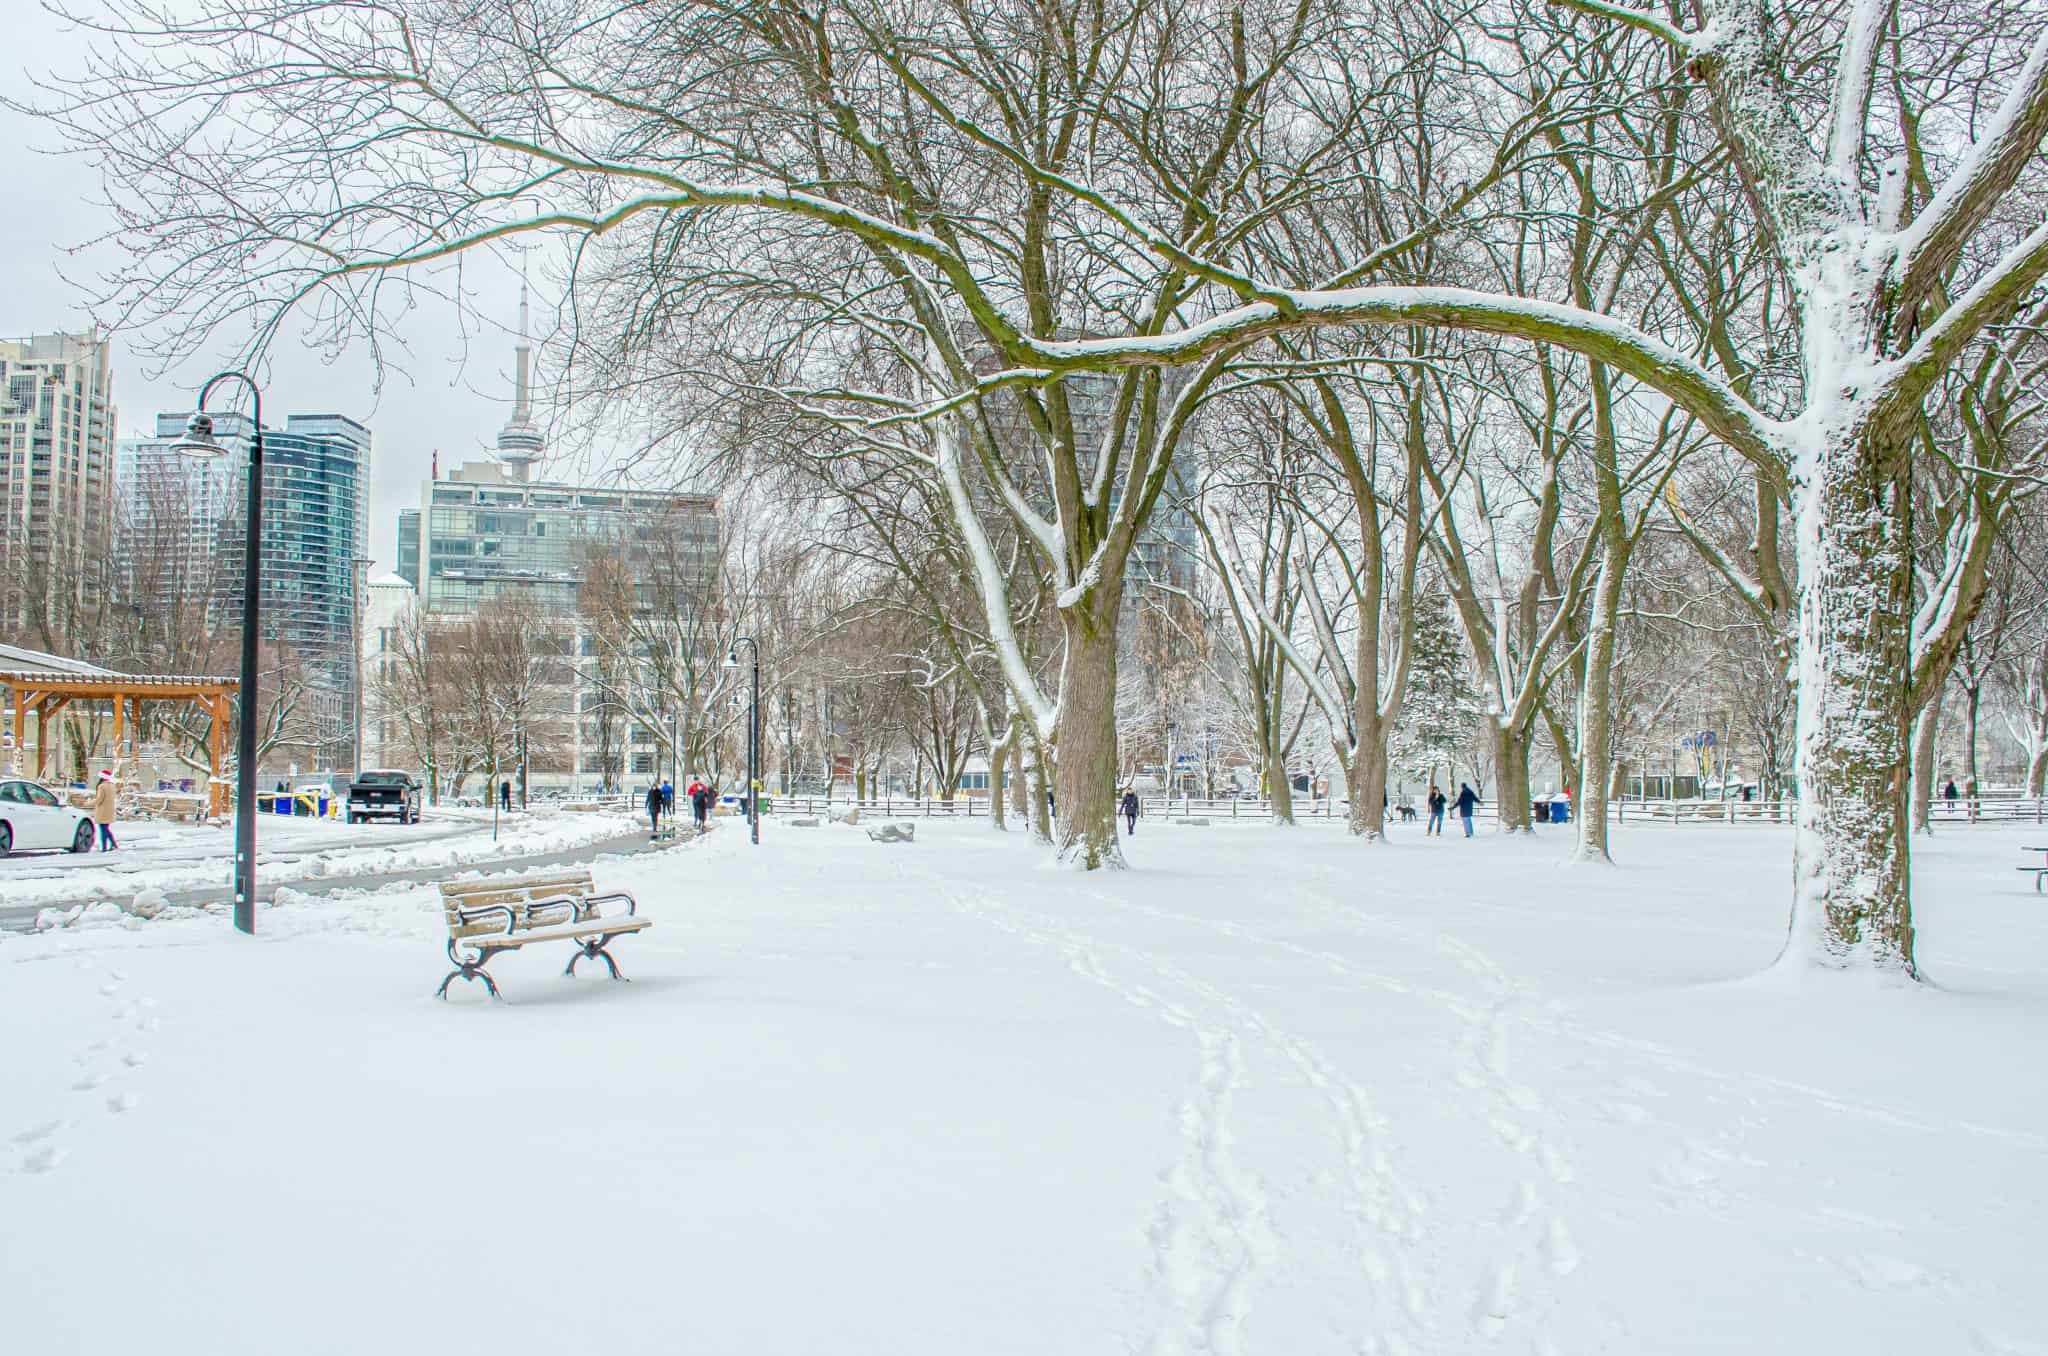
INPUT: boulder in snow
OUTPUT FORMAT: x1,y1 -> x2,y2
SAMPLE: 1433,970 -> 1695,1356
866,823 -> 916,844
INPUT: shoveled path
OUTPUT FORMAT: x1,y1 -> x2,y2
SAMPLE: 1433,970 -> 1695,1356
0,826 -> 702,932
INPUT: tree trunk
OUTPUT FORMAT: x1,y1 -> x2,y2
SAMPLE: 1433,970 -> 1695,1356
2029,745 -> 2048,797
1344,735 -> 1389,838
1028,739 -> 1051,843
1574,544 -> 1626,862
1965,685 -> 1982,790
1051,618 -> 1126,869
1909,698 -> 1939,834
987,729 -> 1009,832
1489,718 -> 1533,833
1268,722 -> 1295,825
1784,419 -> 1915,974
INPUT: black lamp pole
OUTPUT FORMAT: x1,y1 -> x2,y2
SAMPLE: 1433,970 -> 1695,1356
174,374 -> 264,935
727,636 -> 760,845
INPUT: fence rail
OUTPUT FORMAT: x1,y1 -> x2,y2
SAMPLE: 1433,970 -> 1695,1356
758,792 -> 2048,826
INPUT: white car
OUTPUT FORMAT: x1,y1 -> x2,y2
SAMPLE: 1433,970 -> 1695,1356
0,777 -> 97,857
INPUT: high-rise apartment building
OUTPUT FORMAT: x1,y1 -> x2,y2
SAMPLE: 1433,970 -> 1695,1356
0,333 -> 117,631
117,410 -> 372,770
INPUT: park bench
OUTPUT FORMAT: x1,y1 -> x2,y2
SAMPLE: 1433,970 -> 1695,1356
2021,847 -> 2048,892
436,869 -> 650,1000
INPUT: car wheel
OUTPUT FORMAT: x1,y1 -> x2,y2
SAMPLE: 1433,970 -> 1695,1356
72,820 -> 94,854
0,821 -> 11,857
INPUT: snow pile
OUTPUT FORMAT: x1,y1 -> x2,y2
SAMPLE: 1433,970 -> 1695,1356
0,810 -> 642,910
2,820 -> 2042,1352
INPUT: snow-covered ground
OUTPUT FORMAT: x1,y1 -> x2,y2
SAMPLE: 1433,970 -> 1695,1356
3,819 -> 2042,1353
0,806 -> 642,911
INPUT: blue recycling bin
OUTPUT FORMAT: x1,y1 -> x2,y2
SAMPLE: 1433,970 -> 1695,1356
1551,800 -> 1570,824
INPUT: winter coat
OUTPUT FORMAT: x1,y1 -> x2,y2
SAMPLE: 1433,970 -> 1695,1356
93,780 -> 117,826
1427,791 -> 1446,814
645,786 -> 663,815
1120,792 -> 1139,817
1455,786 -> 1479,814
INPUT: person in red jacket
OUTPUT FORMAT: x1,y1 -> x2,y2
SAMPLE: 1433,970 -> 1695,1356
686,778 -> 712,830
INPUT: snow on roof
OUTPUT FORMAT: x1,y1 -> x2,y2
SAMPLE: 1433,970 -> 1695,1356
0,643 -> 117,676
369,572 -> 414,590
0,642 -> 236,689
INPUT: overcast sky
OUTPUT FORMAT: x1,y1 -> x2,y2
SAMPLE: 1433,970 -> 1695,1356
2,6 -> 553,578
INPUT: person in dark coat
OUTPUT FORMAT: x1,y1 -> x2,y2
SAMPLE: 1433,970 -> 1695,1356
645,782 -> 663,837
1943,779 -> 1959,812
688,778 -> 712,829
500,780 -> 512,812
1120,789 -> 1140,836
1426,785 -> 1446,837
1455,782 -> 1479,837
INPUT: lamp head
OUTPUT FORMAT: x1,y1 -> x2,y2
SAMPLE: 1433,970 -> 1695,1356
723,649 -> 739,669
171,411 -> 230,458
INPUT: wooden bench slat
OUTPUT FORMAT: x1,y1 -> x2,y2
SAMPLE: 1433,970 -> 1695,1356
473,917 -> 653,951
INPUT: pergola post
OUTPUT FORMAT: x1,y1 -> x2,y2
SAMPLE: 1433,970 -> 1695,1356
210,693 -> 230,818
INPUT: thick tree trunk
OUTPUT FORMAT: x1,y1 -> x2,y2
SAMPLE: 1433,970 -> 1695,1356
1344,734 -> 1389,839
2030,746 -> 2048,797
1488,718 -> 1533,833
1909,699 -> 1939,834
1267,722 -> 1295,825
1052,618 -> 1126,869
1574,546 -> 1626,862
1027,732 -> 1052,844
987,728 -> 1009,832
1784,419 -> 1915,974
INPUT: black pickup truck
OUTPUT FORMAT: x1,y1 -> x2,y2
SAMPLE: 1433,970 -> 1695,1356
346,770 -> 423,824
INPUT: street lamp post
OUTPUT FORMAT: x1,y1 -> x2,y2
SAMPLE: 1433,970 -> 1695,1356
725,637 -> 760,845
170,376 -> 265,935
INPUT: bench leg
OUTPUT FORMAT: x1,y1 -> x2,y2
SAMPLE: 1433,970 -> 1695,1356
436,960 -> 502,1000
565,939 -> 626,981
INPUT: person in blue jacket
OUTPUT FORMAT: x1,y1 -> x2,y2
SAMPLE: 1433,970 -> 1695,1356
1455,782 -> 1479,837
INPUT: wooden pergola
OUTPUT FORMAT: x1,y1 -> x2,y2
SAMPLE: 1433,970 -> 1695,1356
0,656 -> 240,817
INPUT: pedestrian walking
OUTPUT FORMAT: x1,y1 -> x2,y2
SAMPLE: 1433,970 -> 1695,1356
662,780 -> 674,815
688,778 -> 712,830
1455,782 -> 1479,838
93,769 -> 119,851
499,779 -> 511,812
1426,784 -> 1446,837
1943,779 -> 1959,813
1120,789 -> 1140,836
644,782 -> 663,838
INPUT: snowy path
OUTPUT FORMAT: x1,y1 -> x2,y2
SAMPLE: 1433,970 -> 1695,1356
2,820 -> 2043,1354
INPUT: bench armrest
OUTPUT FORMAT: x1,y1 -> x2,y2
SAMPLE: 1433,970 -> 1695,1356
453,902 -> 517,936
578,889 -> 638,920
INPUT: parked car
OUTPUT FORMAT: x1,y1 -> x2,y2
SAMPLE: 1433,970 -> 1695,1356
346,770 -> 423,824
0,777 -> 97,856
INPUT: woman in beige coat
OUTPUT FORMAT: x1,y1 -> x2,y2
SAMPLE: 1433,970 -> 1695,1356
93,769 -> 118,851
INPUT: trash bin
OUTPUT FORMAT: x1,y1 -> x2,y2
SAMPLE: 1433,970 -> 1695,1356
1552,801 -> 1570,825
1534,800 -> 1551,823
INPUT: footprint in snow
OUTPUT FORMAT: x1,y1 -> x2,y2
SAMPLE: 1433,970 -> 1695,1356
106,1091 -> 140,1115
1472,1262 -> 1515,1339
122,1052 -> 149,1068
13,1118 -> 64,1145
1544,1219 -> 1581,1276
21,1143 -> 66,1174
